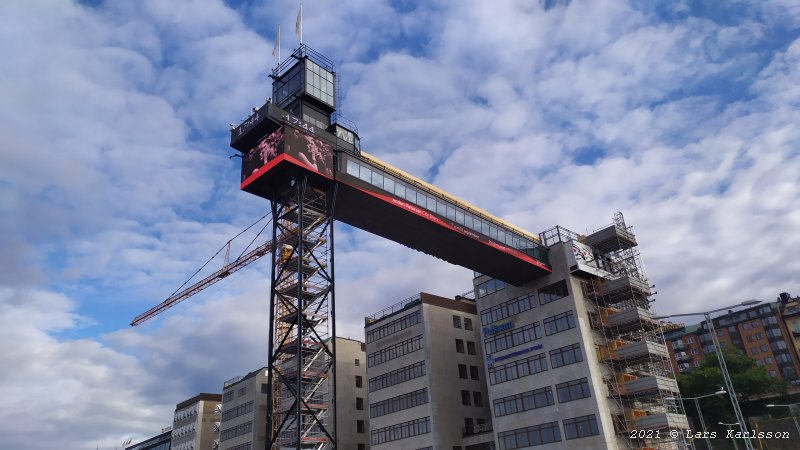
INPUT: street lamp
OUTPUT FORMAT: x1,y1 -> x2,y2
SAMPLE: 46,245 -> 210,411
654,299 -> 762,450
718,422 -> 741,450
766,403 -> 800,438
665,389 -> 726,450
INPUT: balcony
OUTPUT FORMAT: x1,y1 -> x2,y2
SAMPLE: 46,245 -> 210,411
621,375 -> 680,397
584,224 -> 637,252
671,340 -> 686,350
634,413 -> 690,431
675,352 -> 690,362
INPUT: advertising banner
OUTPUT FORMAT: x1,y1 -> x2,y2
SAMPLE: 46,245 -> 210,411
283,125 -> 334,178
241,126 -> 285,183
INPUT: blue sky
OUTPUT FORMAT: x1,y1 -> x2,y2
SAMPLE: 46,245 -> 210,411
1,0 -> 799,448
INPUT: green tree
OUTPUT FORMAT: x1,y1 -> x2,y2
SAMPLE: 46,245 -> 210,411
677,346 -> 787,424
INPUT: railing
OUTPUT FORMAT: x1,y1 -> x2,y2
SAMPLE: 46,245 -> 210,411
365,294 -> 422,326
223,376 -> 242,388
463,422 -> 493,436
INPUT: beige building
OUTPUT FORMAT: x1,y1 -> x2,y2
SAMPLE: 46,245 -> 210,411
219,368 -> 270,450
172,393 -> 222,450
331,337 -> 370,450
365,292 -> 493,450
219,337 -> 367,450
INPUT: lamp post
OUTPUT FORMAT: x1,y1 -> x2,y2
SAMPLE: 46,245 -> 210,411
654,299 -> 762,450
665,389 -> 726,450
766,403 -> 800,438
718,422 -> 740,450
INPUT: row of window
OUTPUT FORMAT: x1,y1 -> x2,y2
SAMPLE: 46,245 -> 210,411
481,293 -> 536,326
368,335 -> 423,367
498,415 -> 599,449
344,155 -> 540,252
220,421 -> 252,442
556,378 -> 592,403
543,310 -> 576,336
476,278 -> 506,298
370,388 -> 429,418
539,280 -> 569,305
551,343 -> 583,368
461,390 -> 484,407
458,364 -> 481,381
485,322 -> 541,354
494,386 -> 554,417
456,339 -> 477,355
221,401 -> 253,422
366,310 -> 421,343
489,352 -> 548,385
227,443 -> 252,450
370,416 -> 431,445
369,361 -> 426,392
453,315 -> 474,330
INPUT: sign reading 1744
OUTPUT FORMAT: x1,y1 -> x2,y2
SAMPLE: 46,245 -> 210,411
284,114 -> 316,134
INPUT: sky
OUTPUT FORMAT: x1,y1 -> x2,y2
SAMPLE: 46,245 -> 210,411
1,0 -> 799,448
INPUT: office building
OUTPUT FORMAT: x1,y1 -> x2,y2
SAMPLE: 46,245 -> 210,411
172,393 -> 222,450
125,428 -> 172,450
331,337 -> 370,450
365,292 -> 493,450
474,215 -> 687,450
220,368 -> 270,450
219,337 -> 367,450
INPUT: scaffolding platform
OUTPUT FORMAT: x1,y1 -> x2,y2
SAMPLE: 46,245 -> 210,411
584,224 -> 637,251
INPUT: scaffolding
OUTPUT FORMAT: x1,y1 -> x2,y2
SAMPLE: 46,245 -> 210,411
541,213 -> 689,450
266,177 -> 336,450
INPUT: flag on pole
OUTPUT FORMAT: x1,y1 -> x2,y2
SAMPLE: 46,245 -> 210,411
295,4 -> 303,44
272,25 -> 280,61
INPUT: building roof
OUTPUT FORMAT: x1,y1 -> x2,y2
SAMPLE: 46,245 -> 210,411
175,393 -> 222,410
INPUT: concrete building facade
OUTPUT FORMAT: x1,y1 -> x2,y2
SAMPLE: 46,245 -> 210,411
331,337 -> 370,450
219,368 -> 270,450
365,292 -> 493,450
474,217 -> 687,450
172,393 -> 222,450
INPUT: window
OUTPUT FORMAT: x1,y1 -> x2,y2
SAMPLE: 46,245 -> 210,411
539,280 -> 569,305
459,364 -> 468,379
223,391 -> 234,402
473,391 -> 483,407
465,317 -> 473,331
765,357 -> 773,364
691,348 -> 698,355
366,310 -> 421,343
743,323 -> 750,330
371,417 -> 430,445
757,332 -> 764,340
772,341 -> 788,351
752,320 -> 759,328
725,327 -> 733,335
489,352 -> 548,385
761,344 -> 768,352
467,341 -> 477,355
462,390 -> 472,406
485,322 -> 542,354
220,421 -> 254,442
261,383 -> 269,394
370,388 -> 429,418
476,279 -> 506,298
358,445 -> 365,450
355,358 -> 360,366
687,337 -> 695,344
752,347 -> 759,355
221,401 -> 254,422
369,361 -> 425,392
563,415 -> 600,440
556,378 -> 592,403
470,365 -> 480,380
238,387 -> 247,397
464,418 -> 474,433
769,370 -> 778,377
776,354 -> 792,363
356,397 -> 364,410
747,335 -> 754,342
494,386 -> 554,416
357,420 -> 365,434
543,310 -> 576,336
497,421 -> 561,449
368,335 -> 424,367
550,343 -> 583,368
456,339 -> 465,353
481,292 -> 536,325
454,315 -> 462,328
355,376 -> 363,388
